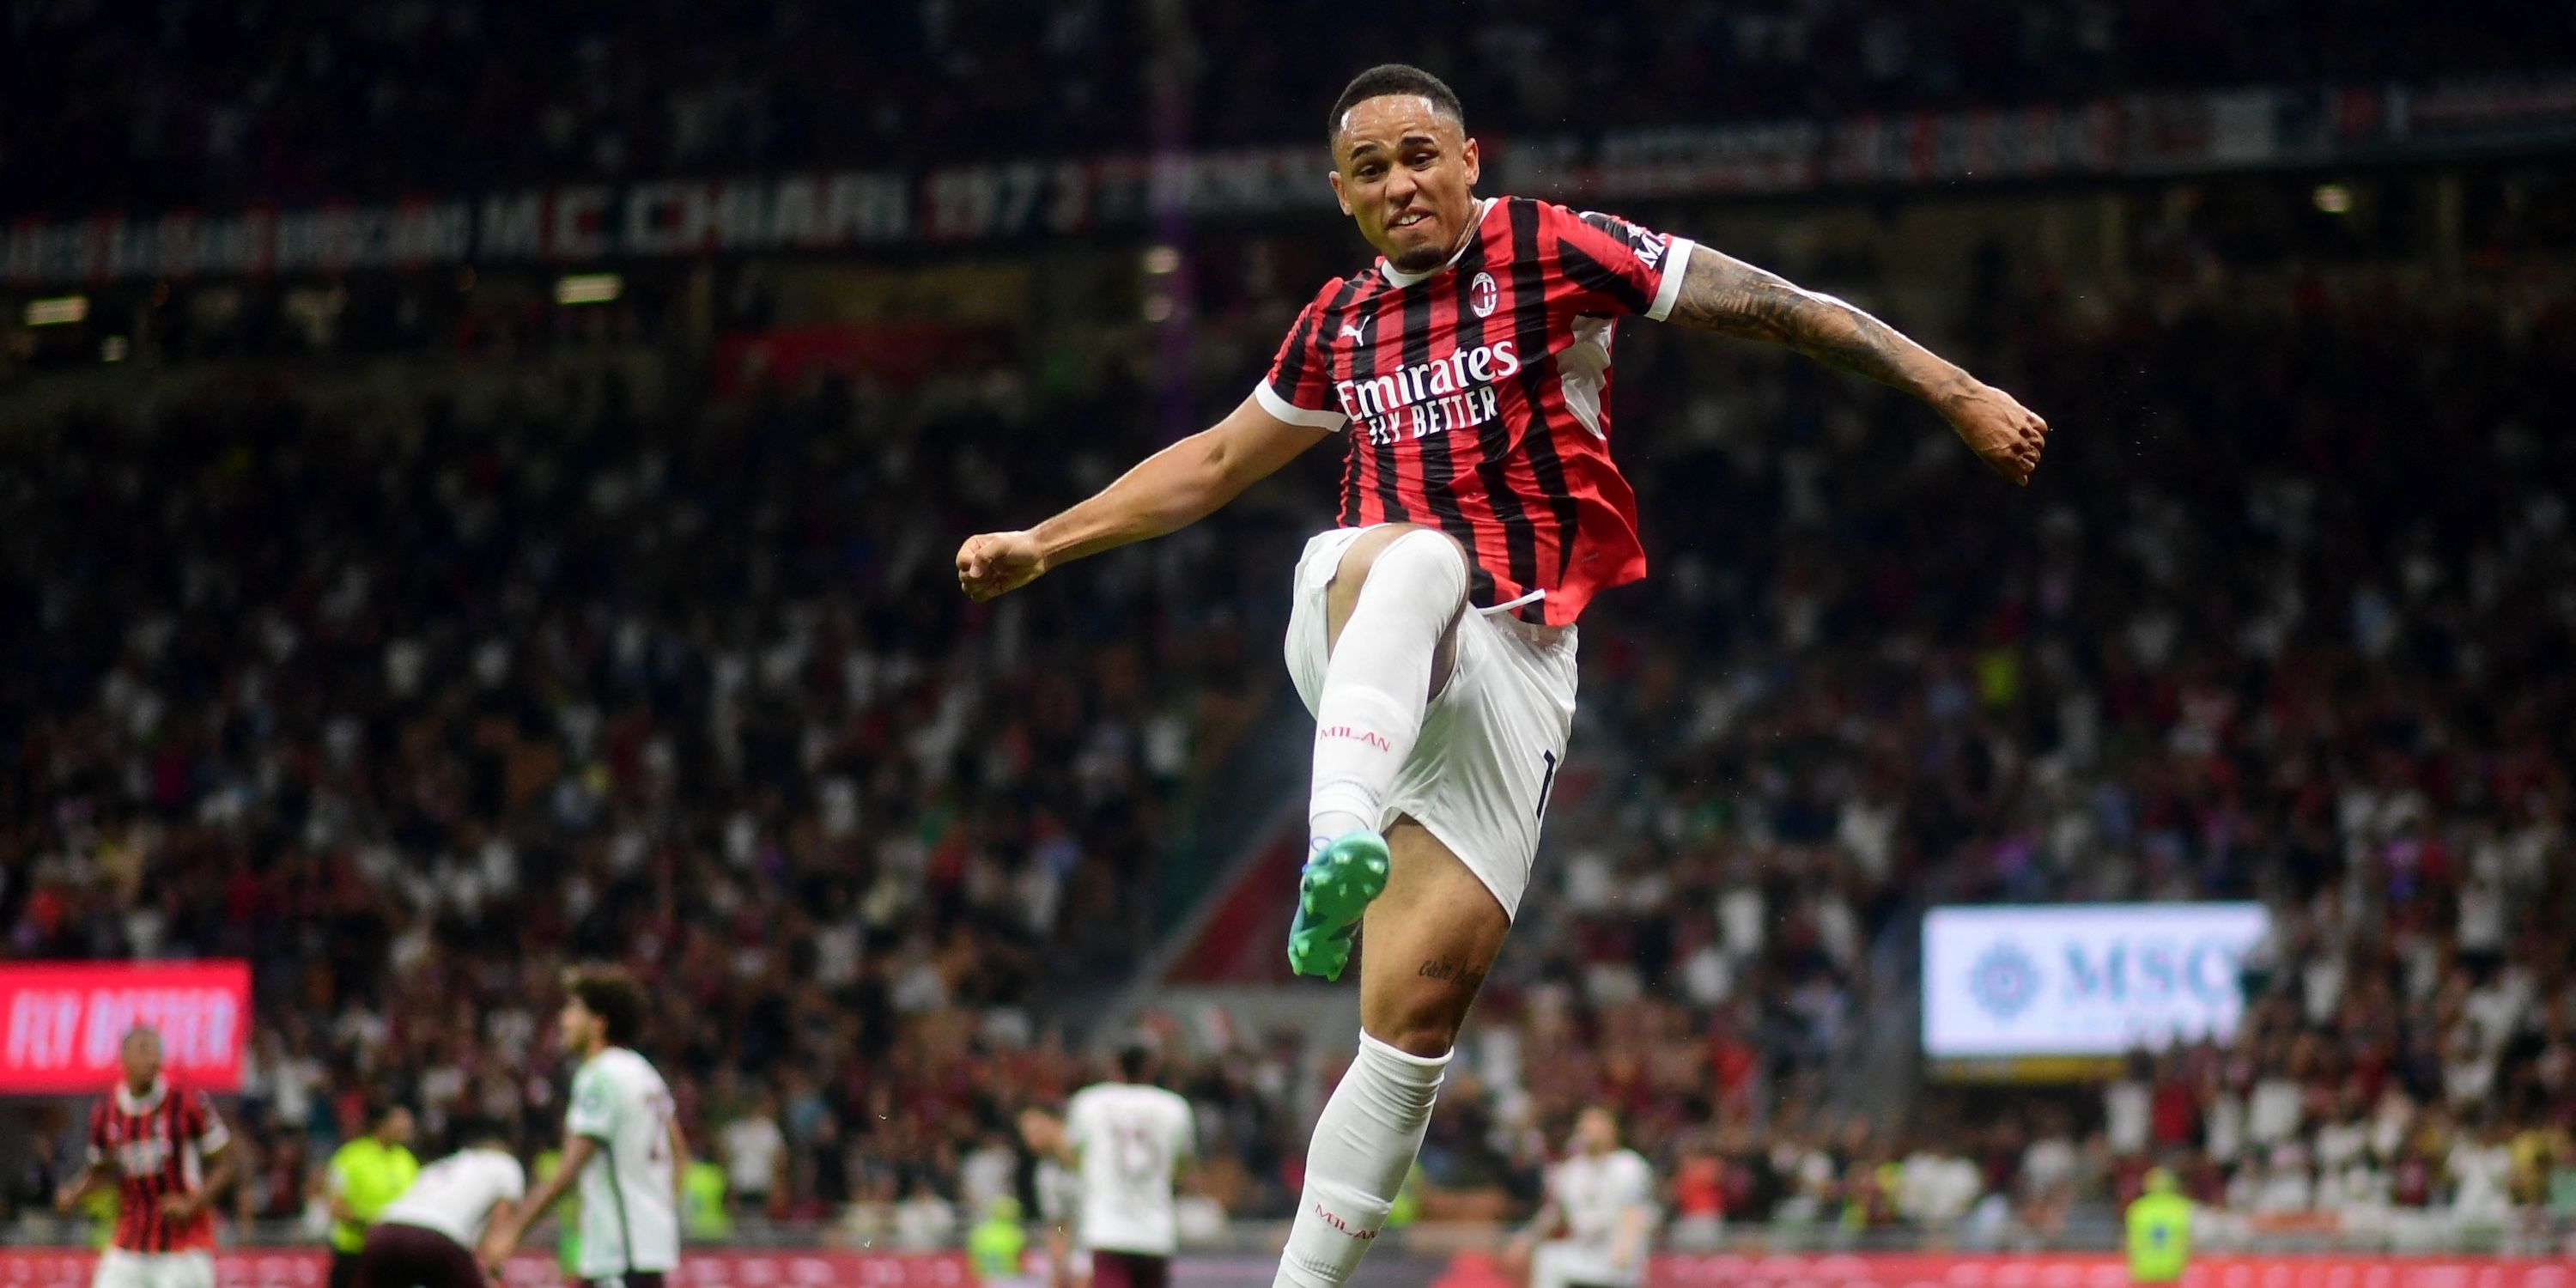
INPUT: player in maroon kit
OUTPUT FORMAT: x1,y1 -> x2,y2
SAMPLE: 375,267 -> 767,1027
957,64 -> 2048,1288
55,1028 -> 239,1288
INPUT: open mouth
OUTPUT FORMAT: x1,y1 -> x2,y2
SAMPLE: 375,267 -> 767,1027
1389,210 -> 1430,230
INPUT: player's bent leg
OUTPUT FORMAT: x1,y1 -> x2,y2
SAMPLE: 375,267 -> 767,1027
1289,525 -> 1471,981
1276,821 -> 1510,1288
1358,817 -> 1511,1055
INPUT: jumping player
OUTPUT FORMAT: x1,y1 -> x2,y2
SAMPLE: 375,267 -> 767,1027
55,1028 -> 239,1288
956,64 -> 2049,1288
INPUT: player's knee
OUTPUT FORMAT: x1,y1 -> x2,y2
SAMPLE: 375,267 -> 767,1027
1369,527 -> 1469,603
1372,1014 -> 1461,1060
1338,525 -> 1468,607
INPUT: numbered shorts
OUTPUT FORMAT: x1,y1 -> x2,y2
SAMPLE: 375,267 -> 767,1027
93,1250 -> 214,1288
1285,526 -> 1578,921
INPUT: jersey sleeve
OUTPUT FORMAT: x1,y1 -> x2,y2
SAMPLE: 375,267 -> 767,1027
188,1093 -> 231,1153
1614,1154 -> 1655,1206
1541,202 -> 1696,323
567,1066 -> 618,1141
87,1102 -> 109,1166
1062,1091 -> 1094,1152
1254,290 -> 1351,432
497,1155 -> 530,1203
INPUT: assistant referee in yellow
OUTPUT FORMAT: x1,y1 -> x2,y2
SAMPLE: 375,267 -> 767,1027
322,1103 -> 421,1288
2125,1166 -> 2194,1286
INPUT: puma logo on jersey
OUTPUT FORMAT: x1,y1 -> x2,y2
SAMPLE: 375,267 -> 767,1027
1339,319 -> 1370,343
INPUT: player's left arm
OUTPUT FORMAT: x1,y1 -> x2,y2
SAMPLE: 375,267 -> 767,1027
1663,246 -> 2049,486
1609,1201 -> 1651,1271
165,1097 -> 238,1219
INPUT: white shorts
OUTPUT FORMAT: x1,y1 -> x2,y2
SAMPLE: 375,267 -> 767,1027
1532,1239 -> 1641,1288
1285,526 -> 1578,920
94,1249 -> 215,1288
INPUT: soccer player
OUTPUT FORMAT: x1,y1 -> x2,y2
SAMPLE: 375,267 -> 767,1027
483,966 -> 686,1288
1504,1108 -> 1657,1288
954,64 -> 2048,1288
1015,1106 -> 1088,1288
356,1136 -> 527,1288
1030,1048 -> 1198,1288
321,1102 -> 419,1288
54,1028 -> 239,1288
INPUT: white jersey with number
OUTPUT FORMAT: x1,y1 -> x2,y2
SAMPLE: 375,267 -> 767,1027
1065,1081 -> 1196,1256
1550,1148 -> 1656,1248
379,1148 -> 528,1249
566,1047 -> 680,1276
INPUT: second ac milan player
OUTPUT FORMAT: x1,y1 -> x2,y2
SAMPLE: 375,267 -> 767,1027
56,1028 -> 238,1288
957,64 -> 2049,1288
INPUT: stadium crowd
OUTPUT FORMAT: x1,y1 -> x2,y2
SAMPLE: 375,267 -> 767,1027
7,217 -> 2576,1249
9,0 -> 2574,214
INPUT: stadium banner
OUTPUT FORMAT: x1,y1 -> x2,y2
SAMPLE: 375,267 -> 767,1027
0,1252 -> 972,1288
1922,903 -> 2269,1060
9,74 -> 2576,287
0,1253 -> 2567,1288
0,960 -> 251,1094
1639,1256 -> 2575,1288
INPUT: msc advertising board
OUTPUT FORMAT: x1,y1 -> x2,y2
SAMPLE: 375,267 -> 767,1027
1922,903 -> 2269,1059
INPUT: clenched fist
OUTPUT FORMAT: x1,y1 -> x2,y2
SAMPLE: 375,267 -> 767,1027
1940,381 -> 2050,486
956,531 -> 1049,601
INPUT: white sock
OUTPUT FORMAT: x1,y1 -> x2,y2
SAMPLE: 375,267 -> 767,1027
1309,531 -> 1467,847
1275,1032 -> 1450,1288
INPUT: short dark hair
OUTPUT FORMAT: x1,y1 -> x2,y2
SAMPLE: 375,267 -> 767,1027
564,964 -> 648,1047
1116,1044 -> 1155,1084
1327,64 -> 1465,145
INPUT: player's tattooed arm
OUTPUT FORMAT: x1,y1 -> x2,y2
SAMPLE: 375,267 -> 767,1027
1666,247 -> 2050,484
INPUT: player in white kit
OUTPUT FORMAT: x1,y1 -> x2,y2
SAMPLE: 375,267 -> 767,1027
1048,1048 -> 1199,1288
357,1137 -> 527,1288
485,967 -> 688,1288
1505,1108 -> 1657,1288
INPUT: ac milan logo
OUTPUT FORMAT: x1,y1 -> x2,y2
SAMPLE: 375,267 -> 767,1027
1469,271 -> 1498,318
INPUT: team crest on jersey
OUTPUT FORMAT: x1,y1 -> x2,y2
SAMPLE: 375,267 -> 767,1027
1469,272 -> 1498,318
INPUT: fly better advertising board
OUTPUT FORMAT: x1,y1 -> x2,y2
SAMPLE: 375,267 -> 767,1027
1922,903 -> 2268,1059
0,960 -> 251,1093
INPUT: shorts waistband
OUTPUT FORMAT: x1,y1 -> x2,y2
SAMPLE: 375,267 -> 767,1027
1486,613 -> 1573,649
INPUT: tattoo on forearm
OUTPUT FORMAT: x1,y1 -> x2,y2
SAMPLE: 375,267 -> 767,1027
1668,250 -> 1947,396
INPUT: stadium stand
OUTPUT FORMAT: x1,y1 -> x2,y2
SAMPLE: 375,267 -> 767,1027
6,249 -> 2573,1242
8,0 -> 2576,213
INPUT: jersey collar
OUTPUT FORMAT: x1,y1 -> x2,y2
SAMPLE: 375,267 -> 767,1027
115,1076 -> 169,1115
1376,197 -> 1498,288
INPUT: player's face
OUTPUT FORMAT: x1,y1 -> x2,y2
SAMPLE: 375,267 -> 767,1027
1330,95 -> 1481,274
559,996 -> 601,1050
382,1107 -> 416,1145
119,1030 -> 161,1088
1576,1107 -> 1617,1154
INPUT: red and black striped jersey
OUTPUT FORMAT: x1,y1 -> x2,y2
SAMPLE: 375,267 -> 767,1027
1256,196 -> 1694,626
88,1077 -> 229,1252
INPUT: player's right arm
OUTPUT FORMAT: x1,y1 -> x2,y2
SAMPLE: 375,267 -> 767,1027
956,393 -> 1327,602
56,1104 -> 117,1212
53,1162 -> 114,1212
